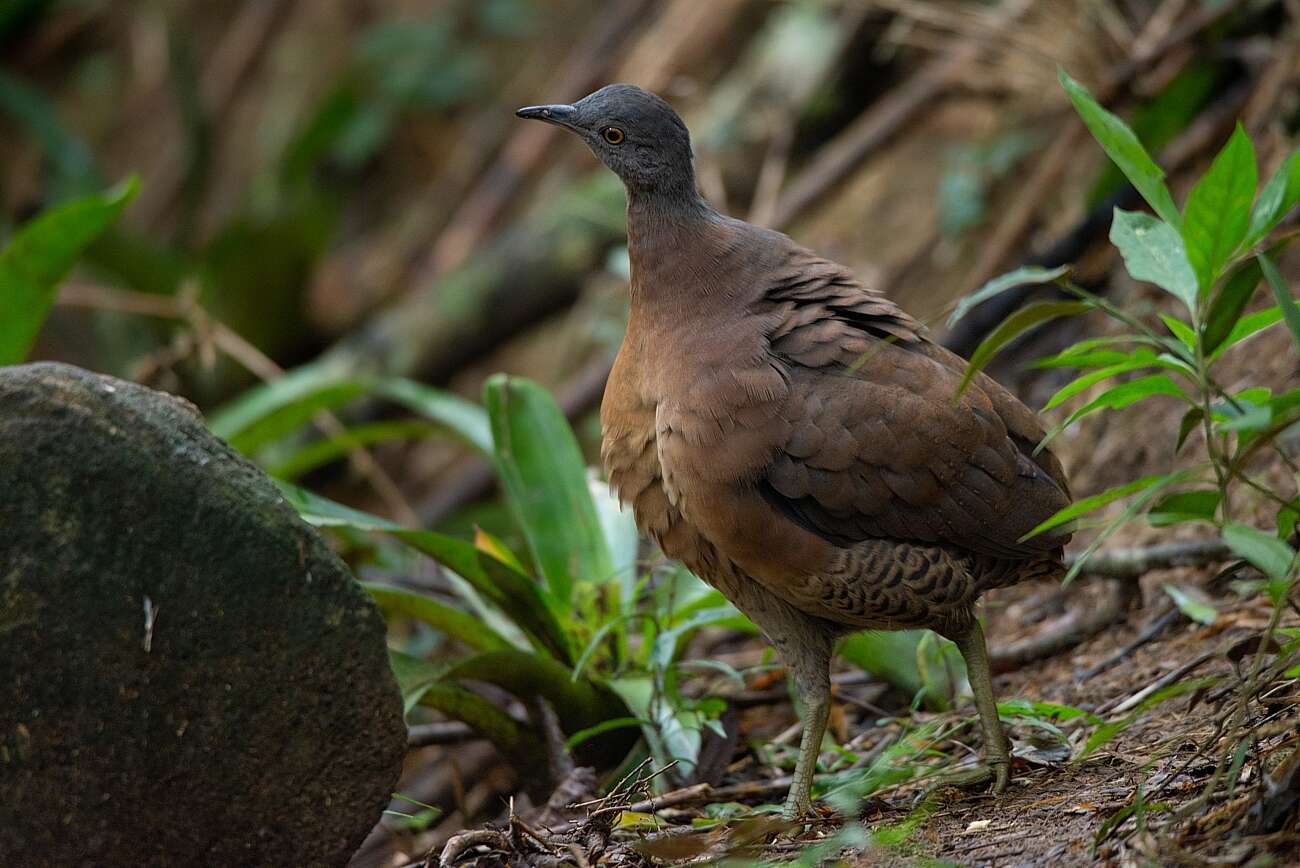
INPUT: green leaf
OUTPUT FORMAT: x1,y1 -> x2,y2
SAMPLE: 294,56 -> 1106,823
1223,522 -> 1296,581
1022,473 -> 1170,539
958,301 -> 1092,397
1176,407 -> 1203,452
1258,253 -> 1300,354
1041,356 -> 1164,411
1202,259 -> 1262,355
1148,489 -> 1220,527
1059,68 -> 1181,228
269,419 -> 438,479
1109,209 -> 1198,309
278,481 -> 573,663
1278,501 -> 1300,543
1159,314 -> 1196,348
1210,305 -> 1284,359
565,717 -> 644,750
838,630 -> 953,711
1181,124 -> 1257,293
1162,584 -> 1218,625
947,264 -> 1071,327
365,583 -> 512,653
373,378 -> 492,455
484,375 -> 615,607
210,370 -> 490,456
1246,150 -> 1300,247
1043,373 -> 1192,446
1034,335 -> 1163,369
209,372 -> 372,451
0,178 -> 138,365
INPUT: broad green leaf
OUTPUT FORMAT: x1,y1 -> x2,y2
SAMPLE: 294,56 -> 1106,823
997,698 -> 1101,725
838,630 -> 948,710
373,378 -> 492,455
958,301 -> 1092,397
1041,358 -> 1161,411
278,480 -> 573,662
1278,501 -> 1300,543
445,651 -> 631,747
947,264 -> 1071,327
391,650 -> 540,764
1162,584 -> 1218,625
484,374 -> 614,608
1022,473 -> 1170,539
1034,335 -> 1163,369
210,370 -> 490,456
1159,313 -> 1196,348
1246,150 -> 1300,247
1044,373 -> 1192,446
1110,209 -> 1198,309
1210,305 -> 1284,359
566,717 -> 644,750
1059,68 -> 1181,228
1181,124 -> 1257,293
365,583 -> 512,652
588,475 -> 641,605
1223,522 -> 1296,580
1066,476 -> 1190,585
269,419 -> 438,479
1217,398 -> 1271,433
1258,253 -> 1300,354
1148,490 -> 1220,527
209,368 -> 369,447
1176,407 -> 1203,452
0,178 -> 138,364
1202,259 -> 1262,355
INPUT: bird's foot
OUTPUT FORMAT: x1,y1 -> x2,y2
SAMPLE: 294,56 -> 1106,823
922,758 -> 1010,797
780,792 -> 817,824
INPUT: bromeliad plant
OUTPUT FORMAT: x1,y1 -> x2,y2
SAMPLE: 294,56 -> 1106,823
952,68 -> 1300,823
212,369 -> 758,785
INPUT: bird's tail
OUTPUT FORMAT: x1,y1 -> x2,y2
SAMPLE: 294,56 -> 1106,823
974,549 -> 1066,593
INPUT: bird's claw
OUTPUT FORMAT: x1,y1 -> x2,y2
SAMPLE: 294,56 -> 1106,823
923,758 -> 1011,799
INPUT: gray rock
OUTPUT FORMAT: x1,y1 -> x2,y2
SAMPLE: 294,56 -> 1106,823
0,362 -> 407,867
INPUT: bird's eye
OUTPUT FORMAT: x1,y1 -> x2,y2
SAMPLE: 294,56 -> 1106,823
602,127 -> 625,144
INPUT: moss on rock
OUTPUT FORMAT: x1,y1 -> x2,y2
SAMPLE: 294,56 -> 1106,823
0,362 -> 406,867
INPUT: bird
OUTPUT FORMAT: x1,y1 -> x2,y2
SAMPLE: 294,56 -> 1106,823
517,84 -> 1072,819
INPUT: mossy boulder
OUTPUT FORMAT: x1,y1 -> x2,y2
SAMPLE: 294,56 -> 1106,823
0,362 -> 406,866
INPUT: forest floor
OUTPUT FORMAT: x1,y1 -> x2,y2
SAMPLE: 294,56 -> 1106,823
418,319 -> 1300,867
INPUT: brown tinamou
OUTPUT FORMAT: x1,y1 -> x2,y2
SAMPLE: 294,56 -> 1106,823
516,84 -> 1071,818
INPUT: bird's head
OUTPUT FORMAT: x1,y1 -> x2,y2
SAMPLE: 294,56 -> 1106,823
516,84 -> 695,196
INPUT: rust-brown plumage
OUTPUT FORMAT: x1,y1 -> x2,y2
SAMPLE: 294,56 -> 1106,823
518,85 -> 1071,817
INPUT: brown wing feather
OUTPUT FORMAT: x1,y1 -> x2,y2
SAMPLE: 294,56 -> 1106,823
756,251 -> 1071,561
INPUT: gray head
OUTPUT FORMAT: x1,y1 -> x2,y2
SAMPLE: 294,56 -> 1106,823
517,84 -> 695,197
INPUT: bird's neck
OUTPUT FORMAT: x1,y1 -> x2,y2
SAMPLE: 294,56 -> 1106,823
625,186 -> 725,303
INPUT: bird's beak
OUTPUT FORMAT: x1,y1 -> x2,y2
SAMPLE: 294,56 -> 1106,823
515,103 -> 579,131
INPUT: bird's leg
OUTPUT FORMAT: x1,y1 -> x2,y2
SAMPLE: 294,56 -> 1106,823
784,660 -> 831,820
952,618 -> 1011,792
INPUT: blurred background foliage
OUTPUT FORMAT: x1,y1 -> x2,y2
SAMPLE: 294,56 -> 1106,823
5,0 -> 1300,863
